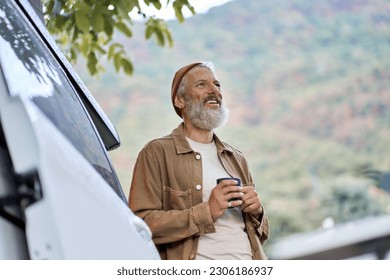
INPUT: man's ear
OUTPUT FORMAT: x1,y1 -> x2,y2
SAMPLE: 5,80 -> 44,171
174,95 -> 185,109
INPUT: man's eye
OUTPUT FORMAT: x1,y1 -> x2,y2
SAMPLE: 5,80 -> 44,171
215,83 -> 221,89
197,82 -> 205,87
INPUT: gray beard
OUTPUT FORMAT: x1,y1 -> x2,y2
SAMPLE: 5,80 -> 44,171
185,99 -> 229,130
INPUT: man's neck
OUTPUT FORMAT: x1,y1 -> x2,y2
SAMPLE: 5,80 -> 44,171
183,121 -> 214,144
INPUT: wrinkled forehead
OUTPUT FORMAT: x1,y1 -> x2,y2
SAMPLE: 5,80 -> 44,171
185,65 -> 219,82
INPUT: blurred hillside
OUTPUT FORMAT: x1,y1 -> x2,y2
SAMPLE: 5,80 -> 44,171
75,0 -> 390,245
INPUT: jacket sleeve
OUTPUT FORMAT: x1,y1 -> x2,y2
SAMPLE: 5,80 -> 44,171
249,209 -> 270,244
129,147 -> 215,245
245,168 -> 270,244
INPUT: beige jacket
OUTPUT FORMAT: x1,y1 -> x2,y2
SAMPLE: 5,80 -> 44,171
129,123 -> 269,259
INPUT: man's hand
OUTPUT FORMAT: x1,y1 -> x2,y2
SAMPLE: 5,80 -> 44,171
240,185 -> 263,219
208,179 -> 244,222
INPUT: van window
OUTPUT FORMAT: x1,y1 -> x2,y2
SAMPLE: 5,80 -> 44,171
0,1 -> 125,199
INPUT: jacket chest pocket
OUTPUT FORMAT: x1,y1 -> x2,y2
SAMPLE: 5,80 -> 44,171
162,187 -> 192,210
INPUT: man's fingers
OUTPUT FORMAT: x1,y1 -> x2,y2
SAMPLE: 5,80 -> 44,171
227,199 -> 243,209
223,185 -> 243,195
240,195 -> 261,213
241,186 -> 258,199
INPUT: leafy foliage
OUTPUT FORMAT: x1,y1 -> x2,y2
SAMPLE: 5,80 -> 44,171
42,0 -> 195,76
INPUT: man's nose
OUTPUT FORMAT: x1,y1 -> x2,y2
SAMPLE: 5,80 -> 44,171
208,82 -> 221,93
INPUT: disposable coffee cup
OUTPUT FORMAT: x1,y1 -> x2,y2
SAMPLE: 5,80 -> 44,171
216,177 -> 241,208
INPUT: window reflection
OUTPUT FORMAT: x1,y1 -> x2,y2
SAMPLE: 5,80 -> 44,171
0,1 -> 123,198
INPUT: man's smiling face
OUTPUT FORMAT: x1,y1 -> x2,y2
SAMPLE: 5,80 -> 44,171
181,66 -> 229,130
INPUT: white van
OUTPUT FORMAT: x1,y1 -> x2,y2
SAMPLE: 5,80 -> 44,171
0,0 -> 159,260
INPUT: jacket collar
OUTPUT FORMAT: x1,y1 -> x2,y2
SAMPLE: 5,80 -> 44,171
172,122 -> 234,154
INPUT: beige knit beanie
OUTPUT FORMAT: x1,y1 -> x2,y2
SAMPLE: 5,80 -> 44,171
171,62 -> 203,117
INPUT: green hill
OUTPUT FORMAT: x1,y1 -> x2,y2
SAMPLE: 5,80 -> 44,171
75,0 -> 390,246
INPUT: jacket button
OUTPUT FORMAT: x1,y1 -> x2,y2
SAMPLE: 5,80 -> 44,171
195,185 -> 202,191
195,154 -> 201,160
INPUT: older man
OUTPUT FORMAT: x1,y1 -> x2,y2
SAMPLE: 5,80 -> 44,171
129,62 -> 269,260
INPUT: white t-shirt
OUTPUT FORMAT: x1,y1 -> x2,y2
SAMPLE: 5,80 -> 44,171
186,137 -> 252,260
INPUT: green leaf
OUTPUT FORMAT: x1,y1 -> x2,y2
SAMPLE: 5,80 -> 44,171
87,51 -> 98,75
150,0 -> 162,10
54,15 -> 67,29
71,24 -> 80,41
95,44 -> 106,54
46,0 -> 54,14
114,52 -> 122,72
70,47 -> 77,61
172,0 -> 196,22
164,28 -> 174,47
108,44 -> 119,60
74,1 -> 90,12
93,2 -> 110,16
184,1 -> 196,15
79,38 -> 89,56
121,58 -> 133,75
154,27 -> 165,46
145,25 -> 153,39
116,0 -> 137,17
91,13 -> 104,32
103,15 -> 114,38
116,21 -> 132,37
173,2 -> 185,23
75,10 -> 90,33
